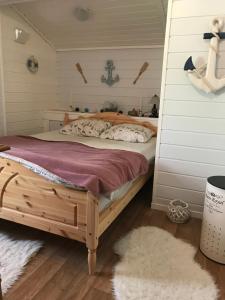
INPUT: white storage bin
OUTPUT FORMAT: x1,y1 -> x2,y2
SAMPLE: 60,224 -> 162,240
200,176 -> 225,264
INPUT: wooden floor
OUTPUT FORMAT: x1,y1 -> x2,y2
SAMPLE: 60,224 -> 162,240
2,180 -> 225,300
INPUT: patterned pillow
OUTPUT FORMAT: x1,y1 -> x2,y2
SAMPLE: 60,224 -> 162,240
60,118 -> 112,137
100,124 -> 153,143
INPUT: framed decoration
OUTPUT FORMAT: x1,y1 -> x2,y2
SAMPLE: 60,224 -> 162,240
26,56 -> 39,74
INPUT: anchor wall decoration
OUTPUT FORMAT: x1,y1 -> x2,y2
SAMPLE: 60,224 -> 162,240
184,17 -> 225,94
101,60 -> 119,86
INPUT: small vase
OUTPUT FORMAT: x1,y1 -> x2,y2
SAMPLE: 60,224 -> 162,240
167,199 -> 191,223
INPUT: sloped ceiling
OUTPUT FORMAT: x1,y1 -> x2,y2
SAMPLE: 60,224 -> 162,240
10,0 -> 168,49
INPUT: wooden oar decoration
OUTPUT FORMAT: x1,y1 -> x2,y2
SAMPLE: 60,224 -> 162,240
133,62 -> 149,85
75,63 -> 88,84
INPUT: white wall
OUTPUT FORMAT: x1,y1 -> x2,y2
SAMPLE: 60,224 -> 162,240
56,48 -> 163,114
0,13 -> 6,136
0,65 -> 5,136
0,6 -> 58,135
153,0 -> 225,218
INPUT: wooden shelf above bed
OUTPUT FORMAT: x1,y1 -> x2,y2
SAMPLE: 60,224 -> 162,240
43,110 -> 158,132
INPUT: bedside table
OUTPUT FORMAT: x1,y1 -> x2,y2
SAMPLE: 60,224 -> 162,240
0,144 -> 10,152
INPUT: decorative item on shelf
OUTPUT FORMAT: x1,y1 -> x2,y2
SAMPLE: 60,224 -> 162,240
69,105 -> 79,112
150,105 -> 158,118
84,108 -> 89,112
133,62 -> 149,85
14,28 -> 29,44
128,108 -> 139,117
102,101 -> 118,112
26,56 -> 38,74
75,63 -> 88,84
101,60 -> 119,86
167,199 -> 191,224
184,17 -> 225,94
150,94 -> 160,118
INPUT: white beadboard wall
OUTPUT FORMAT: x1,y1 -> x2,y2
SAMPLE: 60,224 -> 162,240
56,48 -> 163,114
0,12 -> 5,136
152,0 -> 225,218
0,6 -> 58,135
0,45 -> 4,136
0,69 -> 5,136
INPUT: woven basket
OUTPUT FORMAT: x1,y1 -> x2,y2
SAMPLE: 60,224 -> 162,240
167,199 -> 191,223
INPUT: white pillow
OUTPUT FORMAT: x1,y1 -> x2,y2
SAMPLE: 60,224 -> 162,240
100,124 -> 153,143
60,119 -> 112,137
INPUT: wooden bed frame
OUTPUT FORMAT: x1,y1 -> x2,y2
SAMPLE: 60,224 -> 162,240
0,157 -> 154,275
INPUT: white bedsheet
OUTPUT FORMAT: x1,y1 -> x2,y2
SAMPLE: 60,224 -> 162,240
33,130 -> 156,162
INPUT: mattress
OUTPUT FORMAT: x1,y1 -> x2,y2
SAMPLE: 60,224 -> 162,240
0,131 -> 156,211
32,130 -> 156,162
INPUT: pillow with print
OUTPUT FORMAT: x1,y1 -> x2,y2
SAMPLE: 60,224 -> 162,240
60,118 -> 112,137
100,124 -> 153,143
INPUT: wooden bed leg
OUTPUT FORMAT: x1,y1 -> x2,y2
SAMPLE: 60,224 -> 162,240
88,249 -> 97,275
86,192 -> 99,275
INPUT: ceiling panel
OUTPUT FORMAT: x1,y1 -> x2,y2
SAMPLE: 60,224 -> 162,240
12,0 -> 168,49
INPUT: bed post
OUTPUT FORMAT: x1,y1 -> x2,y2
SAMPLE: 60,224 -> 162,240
86,192 -> 99,275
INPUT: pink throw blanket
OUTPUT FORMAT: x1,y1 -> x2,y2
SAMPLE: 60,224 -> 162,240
0,136 -> 148,195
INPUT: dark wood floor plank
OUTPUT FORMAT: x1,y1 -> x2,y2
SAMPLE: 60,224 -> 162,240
82,288 -> 113,300
2,180 -> 225,300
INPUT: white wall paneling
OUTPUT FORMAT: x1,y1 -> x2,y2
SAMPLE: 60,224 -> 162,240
0,6 -> 58,135
56,48 -> 164,114
0,12 -> 6,135
13,0 -> 167,49
152,0 -> 225,218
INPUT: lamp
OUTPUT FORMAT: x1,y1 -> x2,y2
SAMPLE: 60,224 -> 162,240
150,94 -> 160,118
14,28 -> 29,44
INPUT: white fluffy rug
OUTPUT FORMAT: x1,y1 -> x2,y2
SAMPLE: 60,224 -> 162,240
0,231 -> 43,295
113,226 -> 218,300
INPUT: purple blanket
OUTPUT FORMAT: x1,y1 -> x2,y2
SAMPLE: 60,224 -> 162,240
0,136 -> 148,195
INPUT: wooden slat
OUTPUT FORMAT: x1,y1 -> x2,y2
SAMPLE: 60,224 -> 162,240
160,144 -> 225,166
157,171 -> 206,192
0,207 -> 86,242
99,168 -> 153,236
158,158 -> 225,179
161,130 -> 225,151
172,0 -> 225,18
162,115 -> 225,135
155,184 -> 204,206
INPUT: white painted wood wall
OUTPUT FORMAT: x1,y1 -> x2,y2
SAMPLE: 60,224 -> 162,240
0,6 -> 58,135
0,12 -> 5,136
56,48 -> 163,114
0,61 -> 5,136
152,0 -> 225,218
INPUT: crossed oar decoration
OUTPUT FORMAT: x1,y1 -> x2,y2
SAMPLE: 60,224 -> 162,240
184,17 -> 225,93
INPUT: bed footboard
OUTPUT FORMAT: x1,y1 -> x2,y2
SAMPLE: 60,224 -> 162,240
0,158 -> 89,239
0,157 -> 101,274
0,157 -> 153,275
